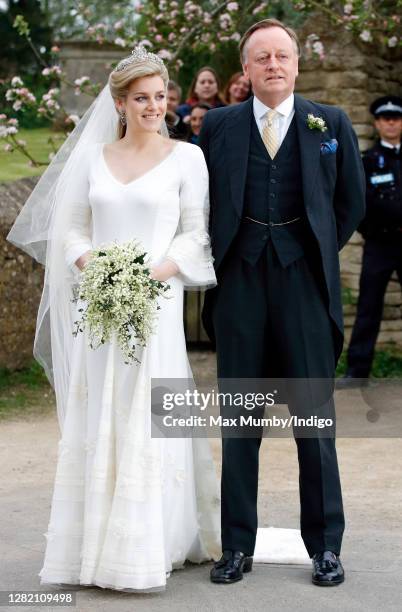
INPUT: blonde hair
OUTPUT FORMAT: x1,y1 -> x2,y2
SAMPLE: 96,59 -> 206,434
108,58 -> 169,138
239,18 -> 301,64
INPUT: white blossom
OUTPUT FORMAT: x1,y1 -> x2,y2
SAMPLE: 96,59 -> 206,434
74,76 -> 90,86
360,30 -> 372,42
219,13 -> 232,30
252,3 -> 266,15
312,41 -> 325,58
11,76 -> 23,87
158,49 -> 172,60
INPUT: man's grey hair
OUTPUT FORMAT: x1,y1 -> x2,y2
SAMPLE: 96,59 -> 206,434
239,18 -> 301,64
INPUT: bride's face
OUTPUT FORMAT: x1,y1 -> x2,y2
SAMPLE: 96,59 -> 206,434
117,75 -> 167,133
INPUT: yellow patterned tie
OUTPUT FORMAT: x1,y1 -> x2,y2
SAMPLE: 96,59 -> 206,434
262,109 -> 279,159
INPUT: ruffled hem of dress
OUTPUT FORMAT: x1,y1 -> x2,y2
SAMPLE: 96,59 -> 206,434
38,557 -> 216,593
39,575 -> 167,593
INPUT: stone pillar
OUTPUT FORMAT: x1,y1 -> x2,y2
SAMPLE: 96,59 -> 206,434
58,40 -> 123,115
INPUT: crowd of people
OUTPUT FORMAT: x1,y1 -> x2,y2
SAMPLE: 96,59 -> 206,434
165,67 -> 252,143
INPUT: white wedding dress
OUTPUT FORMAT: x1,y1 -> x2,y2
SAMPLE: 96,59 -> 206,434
38,140 -> 222,592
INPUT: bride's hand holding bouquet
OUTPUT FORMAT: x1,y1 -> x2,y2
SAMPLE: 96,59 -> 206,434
73,240 -> 171,363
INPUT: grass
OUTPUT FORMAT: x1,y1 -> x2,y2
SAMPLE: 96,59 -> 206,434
336,345 -> 402,377
1,347 -> 402,421
342,286 -> 358,306
0,360 -> 54,420
0,127 -> 65,183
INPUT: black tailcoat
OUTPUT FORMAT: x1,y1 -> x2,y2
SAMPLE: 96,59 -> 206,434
199,94 -> 365,361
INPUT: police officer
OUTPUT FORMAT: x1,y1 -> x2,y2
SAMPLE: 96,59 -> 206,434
339,96 -> 402,387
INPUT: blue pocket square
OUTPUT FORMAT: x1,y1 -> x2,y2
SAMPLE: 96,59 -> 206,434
320,139 -> 338,155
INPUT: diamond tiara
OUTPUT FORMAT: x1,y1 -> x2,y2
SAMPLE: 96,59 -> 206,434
113,46 -> 166,72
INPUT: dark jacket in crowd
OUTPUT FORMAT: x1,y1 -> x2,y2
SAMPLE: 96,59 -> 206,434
176,99 -> 226,120
165,112 -> 189,141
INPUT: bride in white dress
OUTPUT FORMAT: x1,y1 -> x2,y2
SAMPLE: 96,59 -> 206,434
8,48 -> 221,592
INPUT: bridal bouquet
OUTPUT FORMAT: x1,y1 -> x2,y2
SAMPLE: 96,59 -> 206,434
72,240 -> 170,364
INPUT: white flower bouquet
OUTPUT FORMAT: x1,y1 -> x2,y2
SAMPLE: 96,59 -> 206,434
72,240 -> 170,363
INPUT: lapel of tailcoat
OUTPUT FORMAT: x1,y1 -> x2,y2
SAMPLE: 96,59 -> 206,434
225,97 -> 253,219
294,93 -> 323,207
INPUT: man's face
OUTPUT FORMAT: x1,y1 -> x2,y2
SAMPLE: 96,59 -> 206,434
374,115 -> 402,143
167,89 -> 180,113
242,26 -> 299,103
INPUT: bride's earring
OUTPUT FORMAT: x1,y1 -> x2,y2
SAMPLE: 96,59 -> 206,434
119,111 -> 126,126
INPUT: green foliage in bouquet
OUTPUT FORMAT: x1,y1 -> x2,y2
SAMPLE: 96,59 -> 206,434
72,241 -> 170,364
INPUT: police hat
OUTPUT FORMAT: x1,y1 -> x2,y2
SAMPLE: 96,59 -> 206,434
370,96 -> 402,118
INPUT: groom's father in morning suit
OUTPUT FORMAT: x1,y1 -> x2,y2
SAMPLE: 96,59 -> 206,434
199,19 -> 365,586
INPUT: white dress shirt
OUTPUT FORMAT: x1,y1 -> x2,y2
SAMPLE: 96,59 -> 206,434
380,139 -> 401,153
253,93 -> 295,147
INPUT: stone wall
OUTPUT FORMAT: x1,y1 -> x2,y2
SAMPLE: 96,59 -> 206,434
296,16 -> 402,347
0,178 -> 44,369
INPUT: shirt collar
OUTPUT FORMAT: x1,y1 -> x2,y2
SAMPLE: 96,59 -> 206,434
380,139 -> 401,152
253,93 -> 295,121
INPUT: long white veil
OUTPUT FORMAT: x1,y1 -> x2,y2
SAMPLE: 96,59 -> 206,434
7,83 -> 168,432
7,85 -> 117,431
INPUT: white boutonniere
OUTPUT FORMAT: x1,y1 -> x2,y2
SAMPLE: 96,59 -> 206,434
307,113 -> 327,132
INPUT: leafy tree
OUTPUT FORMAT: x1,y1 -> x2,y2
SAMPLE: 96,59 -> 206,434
0,0 -> 53,126
38,0 -> 137,39
0,0 -> 52,79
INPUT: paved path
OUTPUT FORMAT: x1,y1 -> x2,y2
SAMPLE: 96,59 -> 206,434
1,352 -> 401,611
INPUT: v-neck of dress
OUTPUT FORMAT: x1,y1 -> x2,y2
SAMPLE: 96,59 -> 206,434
100,141 -> 180,187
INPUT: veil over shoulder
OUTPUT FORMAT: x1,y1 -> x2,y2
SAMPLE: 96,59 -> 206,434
7,85 -> 119,430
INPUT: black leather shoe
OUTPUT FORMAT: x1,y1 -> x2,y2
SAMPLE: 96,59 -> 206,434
210,550 -> 253,584
312,551 -> 344,586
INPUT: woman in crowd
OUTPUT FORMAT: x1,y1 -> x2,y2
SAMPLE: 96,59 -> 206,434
176,66 -> 225,121
223,71 -> 251,105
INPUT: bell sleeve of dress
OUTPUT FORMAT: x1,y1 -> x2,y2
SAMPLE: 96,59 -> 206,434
62,150 -> 93,272
165,143 -> 217,290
